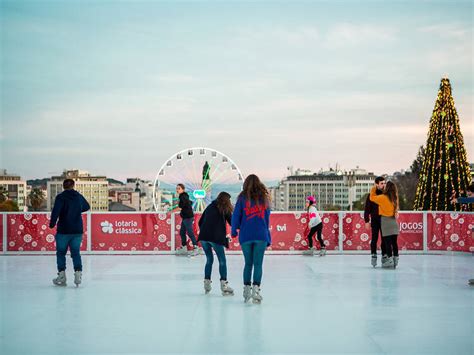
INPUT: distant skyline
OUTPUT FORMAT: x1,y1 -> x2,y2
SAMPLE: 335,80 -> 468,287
1,0 -> 473,182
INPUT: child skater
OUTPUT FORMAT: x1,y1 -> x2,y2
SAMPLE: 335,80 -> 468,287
303,196 -> 326,256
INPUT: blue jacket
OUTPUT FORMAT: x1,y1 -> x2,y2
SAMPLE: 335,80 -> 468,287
49,189 -> 90,234
231,196 -> 271,246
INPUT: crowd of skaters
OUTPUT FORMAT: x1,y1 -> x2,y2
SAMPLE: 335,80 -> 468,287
49,175 -> 474,299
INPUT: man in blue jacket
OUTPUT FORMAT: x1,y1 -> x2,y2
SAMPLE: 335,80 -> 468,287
49,179 -> 90,287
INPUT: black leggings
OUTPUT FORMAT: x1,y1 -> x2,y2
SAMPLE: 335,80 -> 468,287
308,223 -> 325,249
383,235 -> 399,257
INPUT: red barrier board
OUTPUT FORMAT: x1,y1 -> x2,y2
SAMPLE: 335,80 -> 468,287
6,213 -> 88,252
427,213 -> 473,252
0,215 -> 4,252
175,212 -> 340,251
91,213 -> 172,251
343,212 -> 424,251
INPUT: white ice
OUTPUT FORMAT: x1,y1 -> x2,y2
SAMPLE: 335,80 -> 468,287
1,254 -> 473,355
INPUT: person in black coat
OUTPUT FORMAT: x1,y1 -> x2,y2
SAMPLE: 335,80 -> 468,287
198,192 -> 234,295
49,178 -> 90,287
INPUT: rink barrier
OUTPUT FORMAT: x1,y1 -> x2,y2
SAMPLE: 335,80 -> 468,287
0,211 -> 473,255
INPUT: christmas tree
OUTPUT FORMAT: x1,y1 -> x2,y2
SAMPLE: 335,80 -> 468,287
413,78 -> 472,211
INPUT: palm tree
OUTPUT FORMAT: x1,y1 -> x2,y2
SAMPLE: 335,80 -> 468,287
0,185 -> 8,203
28,187 -> 46,211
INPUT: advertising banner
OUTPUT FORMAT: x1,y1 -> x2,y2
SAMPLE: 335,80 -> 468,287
427,212 -> 473,252
91,213 -> 172,251
6,213 -> 88,252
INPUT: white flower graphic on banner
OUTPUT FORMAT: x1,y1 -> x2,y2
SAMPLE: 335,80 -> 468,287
360,233 -> 369,242
46,234 -> 55,243
23,234 -> 32,243
100,221 -> 113,234
450,234 -> 459,243
158,234 -> 167,243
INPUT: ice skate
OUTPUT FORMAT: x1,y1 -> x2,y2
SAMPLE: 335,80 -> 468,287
252,285 -> 263,304
220,280 -> 234,296
204,279 -> 212,294
371,254 -> 377,268
382,256 -> 394,268
319,248 -> 327,257
393,256 -> 399,269
198,247 -> 205,255
302,247 -> 314,256
188,246 -> 199,257
243,285 -> 252,302
176,246 -> 187,256
52,271 -> 67,286
468,279 -> 474,286
74,271 -> 82,287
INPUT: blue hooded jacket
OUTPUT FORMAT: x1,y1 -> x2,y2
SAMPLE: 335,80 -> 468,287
49,189 -> 90,234
231,196 -> 271,246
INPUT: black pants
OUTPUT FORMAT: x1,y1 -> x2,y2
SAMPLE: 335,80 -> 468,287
371,221 -> 387,256
308,223 -> 324,249
383,235 -> 398,257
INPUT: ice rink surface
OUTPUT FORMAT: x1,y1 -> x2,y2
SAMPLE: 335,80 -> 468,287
1,254 -> 473,355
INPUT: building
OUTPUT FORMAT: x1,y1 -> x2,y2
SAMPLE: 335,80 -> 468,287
0,169 -> 27,211
108,189 -> 140,211
47,170 -> 108,211
125,178 -> 154,211
270,167 -> 376,211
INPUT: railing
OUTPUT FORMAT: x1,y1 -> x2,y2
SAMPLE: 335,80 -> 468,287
1,211 -> 473,254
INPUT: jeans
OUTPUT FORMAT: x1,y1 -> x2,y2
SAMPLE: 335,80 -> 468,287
180,218 -> 197,247
55,233 -> 83,272
201,241 -> 227,280
371,220 -> 387,256
241,240 -> 267,286
307,223 -> 324,249
383,235 -> 399,257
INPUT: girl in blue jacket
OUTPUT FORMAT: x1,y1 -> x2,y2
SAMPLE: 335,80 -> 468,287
231,174 -> 271,304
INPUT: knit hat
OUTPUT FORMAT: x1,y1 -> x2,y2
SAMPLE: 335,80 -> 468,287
306,196 -> 316,203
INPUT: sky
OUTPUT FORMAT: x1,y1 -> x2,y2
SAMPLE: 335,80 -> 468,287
1,0 -> 473,182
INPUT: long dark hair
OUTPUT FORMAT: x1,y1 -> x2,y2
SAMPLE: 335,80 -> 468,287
239,174 -> 270,206
384,181 -> 399,215
216,192 -> 233,215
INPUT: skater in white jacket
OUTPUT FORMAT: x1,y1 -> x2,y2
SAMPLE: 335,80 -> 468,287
303,196 -> 326,256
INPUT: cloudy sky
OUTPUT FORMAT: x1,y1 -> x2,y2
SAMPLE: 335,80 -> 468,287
1,0 -> 472,182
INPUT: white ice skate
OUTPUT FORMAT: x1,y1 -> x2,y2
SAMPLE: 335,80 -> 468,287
198,247 -> 205,255
74,271 -> 82,287
204,279 -> 212,294
382,256 -> 394,268
319,248 -> 327,257
187,246 -> 199,257
302,247 -> 314,256
220,280 -> 234,296
252,285 -> 263,304
52,271 -> 67,287
176,246 -> 188,256
371,254 -> 377,268
243,285 -> 252,302
393,256 -> 399,269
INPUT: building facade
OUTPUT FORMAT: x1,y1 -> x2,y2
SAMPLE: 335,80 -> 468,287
0,169 -> 27,211
47,170 -> 108,211
270,168 -> 376,211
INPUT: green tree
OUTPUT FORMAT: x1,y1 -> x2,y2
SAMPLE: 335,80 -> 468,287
413,78 -> 472,211
28,187 -> 45,211
0,200 -> 19,211
0,186 -> 8,203
352,193 -> 369,211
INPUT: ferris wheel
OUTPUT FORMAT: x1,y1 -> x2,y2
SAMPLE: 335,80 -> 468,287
153,147 -> 243,213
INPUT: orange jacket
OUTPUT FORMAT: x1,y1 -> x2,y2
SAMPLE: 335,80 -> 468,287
369,186 -> 395,217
